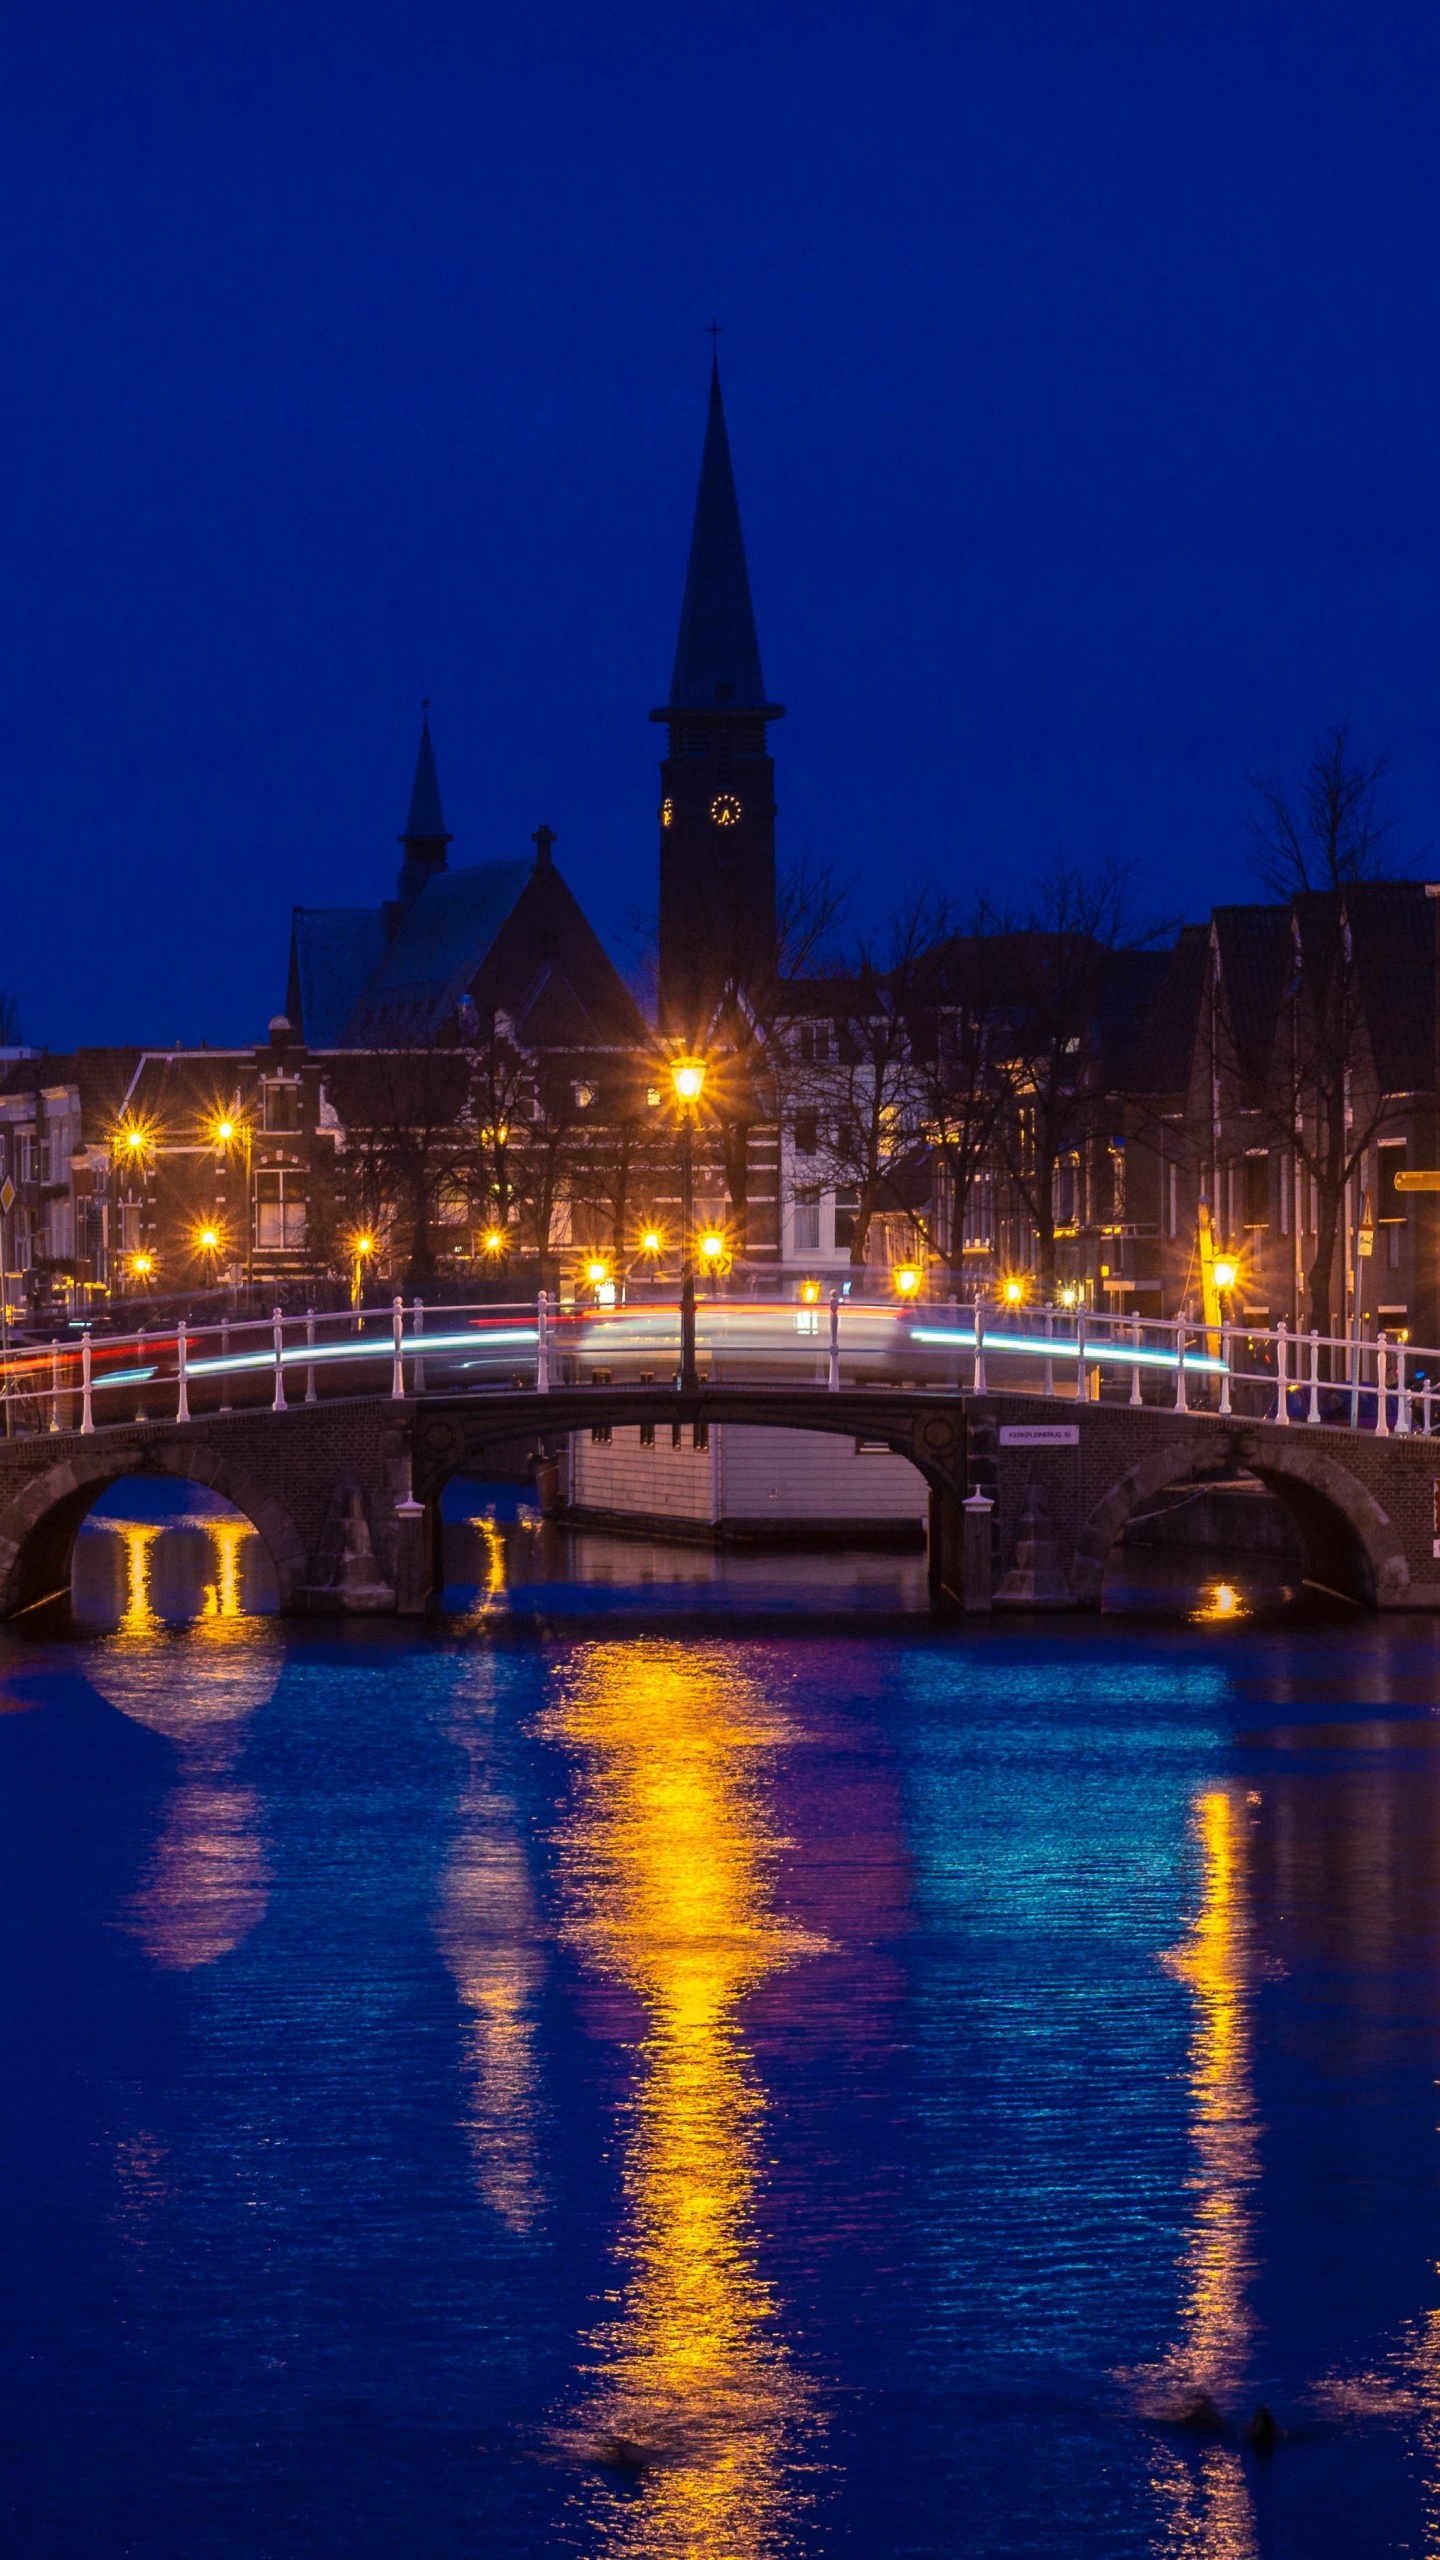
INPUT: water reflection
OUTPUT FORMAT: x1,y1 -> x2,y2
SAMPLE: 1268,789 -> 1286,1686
83,1517 -> 280,1970
434,1664 -> 545,2231
546,1642 -> 819,2554
1145,1787 -> 1261,2555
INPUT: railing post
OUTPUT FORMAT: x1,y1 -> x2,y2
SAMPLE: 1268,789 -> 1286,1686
391,1295 -> 405,1399
828,1289 -> 840,1392
1075,1309 -> 1086,1402
1043,1304 -> 1054,1398
1375,1332 -> 1389,1437
1425,1379 -> 1434,1438
972,1299 -> 986,1394
48,1338 -> 60,1433
1307,1329 -> 1321,1425
305,1306 -> 318,1404
80,1328 -> 94,1435
1173,1311 -> 1186,1412
1219,1318 -> 1232,1417
1275,1320 -> 1290,1425
536,1289 -> 550,1392
176,1317 -> 190,1423
272,1307 -> 287,1412
219,1313 -> 232,1414
1129,1312 -> 1143,1407
1396,1341 -> 1411,1437
412,1295 -> 426,1395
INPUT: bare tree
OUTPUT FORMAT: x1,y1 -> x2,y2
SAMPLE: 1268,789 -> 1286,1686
802,895 -> 940,1268
1248,726 -> 1396,897
327,1028 -> 471,1286
1244,729 -> 1402,1348
992,860 -> 1172,1302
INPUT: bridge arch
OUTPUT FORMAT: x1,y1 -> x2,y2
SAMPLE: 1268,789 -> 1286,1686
0,1439 -> 307,1618
1072,1432 -> 1408,1610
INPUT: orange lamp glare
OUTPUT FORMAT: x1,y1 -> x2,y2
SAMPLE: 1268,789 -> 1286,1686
197,1226 -> 220,1253
585,1258 -> 609,1286
1213,1257 -> 1239,1292
129,1251 -> 154,1279
894,1263 -> 921,1297
1004,1277 -> 1025,1304
700,1231 -> 725,1261
800,1279 -> 821,1304
483,1228 -> 505,1256
640,1229 -> 662,1256
670,1056 -> 706,1104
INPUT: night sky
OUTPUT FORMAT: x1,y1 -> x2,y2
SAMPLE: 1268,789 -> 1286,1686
5,2 -> 1438,1050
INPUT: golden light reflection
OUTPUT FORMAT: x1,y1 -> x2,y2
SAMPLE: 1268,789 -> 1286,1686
1139,1787 -> 1261,2556
85,1515 -> 279,1972
1190,1579 -> 1248,1625
435,1671 -> 544,2232
544,1642 -> 820,2555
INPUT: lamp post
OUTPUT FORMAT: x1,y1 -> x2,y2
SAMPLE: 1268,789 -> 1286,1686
670,1055 -> 706,1391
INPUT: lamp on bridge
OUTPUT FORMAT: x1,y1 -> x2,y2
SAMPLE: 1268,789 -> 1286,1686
128,1250 -> 155,1285
669,1054 -> 708,1392
350,1231 -> 376,1311
482,1226 -> 506,1258
893,1263 -> 922,1299
1213,1256 -> 1239,1296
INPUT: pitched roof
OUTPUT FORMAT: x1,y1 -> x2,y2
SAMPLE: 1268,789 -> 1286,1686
288,909 -> 389,1048
1348,879 -> 1436,1094
344,861 -> 533,1044
1111,926 -> 1209,1094
1212,904 -> 1293,1096
668,363 -> 769,711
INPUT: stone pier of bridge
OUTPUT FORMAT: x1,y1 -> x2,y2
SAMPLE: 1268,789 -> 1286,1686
0,1381 -> 1435,1620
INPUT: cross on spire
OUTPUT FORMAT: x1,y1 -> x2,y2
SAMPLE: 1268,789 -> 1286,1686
531,824 -> 556,870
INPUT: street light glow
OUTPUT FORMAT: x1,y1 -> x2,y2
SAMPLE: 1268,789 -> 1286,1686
1213,1257 -> 1239,1292
640,1228 -> 663,1256
894,1263 -> 921,1297
800,1279 -> 820,1303
129,1251 -> 154,1280
700,1231 -> 725,1262
670,1056 -> 706,1104
483,1228 -> 505,1255
197,1226 -> 220,1253
1004,1277 -> 1025,1304
585,1258 -> 609,1286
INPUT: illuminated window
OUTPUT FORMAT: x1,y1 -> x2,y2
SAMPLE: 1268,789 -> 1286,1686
255,1170 -> 307,1248
793,1187 -> 820,1250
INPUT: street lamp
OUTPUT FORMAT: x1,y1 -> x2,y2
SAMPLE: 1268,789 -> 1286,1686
1213,1257 -> 1239,1295
351,1231 -> 376,1311
669,1054 -> 707,1391
893,1262 -> 922,1299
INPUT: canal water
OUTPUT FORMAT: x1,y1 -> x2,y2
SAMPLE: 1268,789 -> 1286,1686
3,1484 -> 1440,2553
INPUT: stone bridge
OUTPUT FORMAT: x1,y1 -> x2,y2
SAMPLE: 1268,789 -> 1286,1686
0,1380 -> 1435,1620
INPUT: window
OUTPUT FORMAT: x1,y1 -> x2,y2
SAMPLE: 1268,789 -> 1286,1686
834,1185 -> 861,1248
254,1170 -> 307,1248
793,1187 -> 820,1250
16,1132 -> 36,1184
798,1023 -> 830,1065
794,1111 -> 818,1157
1243,1152 -> 1269,1228
1378,1141 -> 1408,1222
263,1081 -> 299,1133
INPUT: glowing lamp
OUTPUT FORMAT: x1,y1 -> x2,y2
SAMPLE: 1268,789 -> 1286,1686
700,1231 -> 725,1263
355,1234 -> 375,1258
1004,1277 -> 1025,1304
670,1056 -> 706,1105
198,1227 -> 220,1253
1213,1258 -> 1238,1292
214,1118 -> 235,1145
483,1229 -> 505,1256
1060,1286 -> 1078,1309
130,1251 -> 154,1280
585,1258 -> 609,1287
894,1264 -> 921,1297
640,1230 -> 662,1256
800,1279 -> 821,1304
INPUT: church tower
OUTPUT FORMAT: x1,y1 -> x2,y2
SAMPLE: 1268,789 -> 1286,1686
393,712 -> 452,920
654,359 -> 783,1036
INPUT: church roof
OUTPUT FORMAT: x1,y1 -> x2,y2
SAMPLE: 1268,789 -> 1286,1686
668,363 -> 770,711
345,861 -> 534,1044
288,908 -> 390,1049
403,716 -> 451,844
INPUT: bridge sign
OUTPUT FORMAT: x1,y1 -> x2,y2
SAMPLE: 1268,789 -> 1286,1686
1000,1424 -> 1081,1447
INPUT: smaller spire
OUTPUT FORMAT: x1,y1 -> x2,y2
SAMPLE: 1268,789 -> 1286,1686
402,710 -> 452,851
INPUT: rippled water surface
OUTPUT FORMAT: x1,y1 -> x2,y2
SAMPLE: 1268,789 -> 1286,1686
6,1516 -> 1440,2554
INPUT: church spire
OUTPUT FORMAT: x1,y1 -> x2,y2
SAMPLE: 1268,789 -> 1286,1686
394,709 -> 453,917
667,359 -> 770,711
652,358 -> 783,1038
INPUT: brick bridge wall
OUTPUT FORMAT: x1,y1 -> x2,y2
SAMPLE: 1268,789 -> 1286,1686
0,1382 -> 1435,1618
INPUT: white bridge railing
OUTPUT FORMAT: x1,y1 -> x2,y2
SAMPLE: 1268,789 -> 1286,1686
0,1288 -> 1430,1440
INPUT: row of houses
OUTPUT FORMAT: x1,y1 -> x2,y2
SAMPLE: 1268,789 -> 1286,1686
4,850 -> 1436,1350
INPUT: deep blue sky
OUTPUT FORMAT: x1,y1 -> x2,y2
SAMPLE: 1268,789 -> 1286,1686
5,1 -> 1438,1048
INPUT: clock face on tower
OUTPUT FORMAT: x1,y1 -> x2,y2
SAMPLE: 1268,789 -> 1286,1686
710,793 -> 743,828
